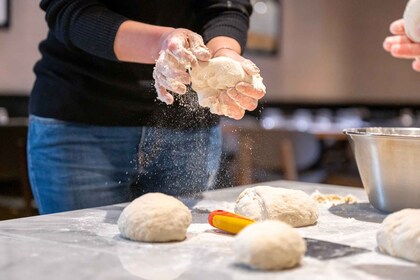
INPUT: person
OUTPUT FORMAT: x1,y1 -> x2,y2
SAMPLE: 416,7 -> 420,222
383,19 -> 420,72
28,0 -> 265,214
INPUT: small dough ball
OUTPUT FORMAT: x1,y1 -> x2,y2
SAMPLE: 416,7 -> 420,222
404,0 -> 420,43
377,208 -> 420,263
234,220 -> 306,270
235,186 -> 318,227
118,193 -> 192,242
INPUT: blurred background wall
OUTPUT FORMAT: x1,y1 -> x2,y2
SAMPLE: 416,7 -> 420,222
0,1 -> 47,94
247,0 -> 420,105
0,0 -> 419,104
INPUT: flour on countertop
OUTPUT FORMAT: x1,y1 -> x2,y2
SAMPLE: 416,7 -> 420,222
311,190 -> 358,208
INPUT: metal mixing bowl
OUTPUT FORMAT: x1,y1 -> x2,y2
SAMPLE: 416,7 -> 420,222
343,127 -> 420,212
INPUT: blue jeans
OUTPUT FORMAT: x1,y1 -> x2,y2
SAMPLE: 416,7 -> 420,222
27,115 -> 222,214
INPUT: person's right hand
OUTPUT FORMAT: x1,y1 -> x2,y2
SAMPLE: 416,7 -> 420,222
383,19 -> 420,72
153,29 -> 211,104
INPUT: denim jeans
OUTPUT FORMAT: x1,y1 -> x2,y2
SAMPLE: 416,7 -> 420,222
27,115 -> 222,214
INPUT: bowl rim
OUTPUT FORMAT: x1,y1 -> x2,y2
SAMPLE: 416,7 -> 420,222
343,127 -> 420,139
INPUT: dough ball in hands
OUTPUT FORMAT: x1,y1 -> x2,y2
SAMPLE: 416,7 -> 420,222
118,193 -> 192,242
377,208 -> 420,263
404,0 -> 420,42
234,220 -> 306,270
191,57 -> 249,92
190,57 -> 265,119
234,186 -> 318,227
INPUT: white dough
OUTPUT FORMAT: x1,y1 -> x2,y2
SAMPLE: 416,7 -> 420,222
234,220 -> 306,270
118,193 -> 192,242
377,208 -> 420,263
191,57 -> 249,92
234,186 -> 318,227
404,0 -> 420,42
190,57 -> 265,110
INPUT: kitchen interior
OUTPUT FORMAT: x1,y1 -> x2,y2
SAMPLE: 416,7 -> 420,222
0,0 -> 418,219
0,0 -> 419,279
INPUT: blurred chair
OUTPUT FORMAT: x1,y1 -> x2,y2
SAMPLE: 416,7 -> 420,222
0,95 -> 32,215
222,119 -> 325,186
0,122 -> 32,214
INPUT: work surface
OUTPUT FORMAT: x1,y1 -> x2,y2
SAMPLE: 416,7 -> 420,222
0,181 -> 419,280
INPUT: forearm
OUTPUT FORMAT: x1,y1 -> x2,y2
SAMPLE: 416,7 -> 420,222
207,36 -> 241,57
114,20 -> 174,64
41,0 -> 128,60
193,0 -> 252,54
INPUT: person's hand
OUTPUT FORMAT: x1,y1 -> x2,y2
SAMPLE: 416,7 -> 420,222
153,29 -> 211,104
383,19 -> 420,72
206,48 -> 266,120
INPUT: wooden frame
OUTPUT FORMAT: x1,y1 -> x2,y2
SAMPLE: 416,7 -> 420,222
246,0 -> 281,55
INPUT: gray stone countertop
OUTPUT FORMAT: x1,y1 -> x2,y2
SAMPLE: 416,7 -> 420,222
0,180 -> 419,280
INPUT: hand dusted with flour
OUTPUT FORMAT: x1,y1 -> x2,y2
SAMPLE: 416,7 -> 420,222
153,29 -> 211,104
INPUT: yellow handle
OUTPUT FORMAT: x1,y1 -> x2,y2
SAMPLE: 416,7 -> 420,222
208,210 -> 255,234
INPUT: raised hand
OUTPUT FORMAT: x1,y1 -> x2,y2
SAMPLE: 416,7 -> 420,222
153,29 -> 211,104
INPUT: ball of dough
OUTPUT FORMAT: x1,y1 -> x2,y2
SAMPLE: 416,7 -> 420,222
234,220 -> 306,270
234,186 -> 318,227
190,57 -> 265,110
404,0 -> 420,43
191,57 -> 249,92
118,193 -> 192,242
377,208 -> 420,263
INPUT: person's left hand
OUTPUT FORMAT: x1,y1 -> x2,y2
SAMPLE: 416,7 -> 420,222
153,29 -> 211,104
208,48 -> 266,120
383,19 -> 420,72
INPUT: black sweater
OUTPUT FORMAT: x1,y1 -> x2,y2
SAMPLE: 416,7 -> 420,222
30,0 -> 252,128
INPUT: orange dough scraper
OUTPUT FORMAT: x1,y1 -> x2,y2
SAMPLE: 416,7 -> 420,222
208,210 -> 255,234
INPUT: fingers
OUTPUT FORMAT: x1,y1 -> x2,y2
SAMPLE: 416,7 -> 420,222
413,58 -> 420,72
226,88 -> 258,111
241,59 -> 260,75
158,66 -> 190,85
167,30 -> 197,68
153,69 -> 187,95
155,84 -> 174,105
383,35 -> 413,51
187,32 -> 211,62
164,29 -> 211,66
235,82 -> 266,99
168,41 -> 197,66
390,19 -> 406,35
219,91 -> 246,120
153,67 -> 174,104
153,50 -> 190,103
157,52 -> 191,84
390,43 -> 420,58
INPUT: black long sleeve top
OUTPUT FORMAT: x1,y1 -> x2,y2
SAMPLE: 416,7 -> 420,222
30,0 -> 252,128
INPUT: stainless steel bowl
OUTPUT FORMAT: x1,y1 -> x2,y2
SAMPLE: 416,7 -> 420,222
344,127 -> 420,212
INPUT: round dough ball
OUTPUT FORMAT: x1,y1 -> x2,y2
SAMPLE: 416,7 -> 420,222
234,220 -> 306,270
377,208 -> 420,263
403,0 -> 420,43
118,193 -> 192,242
234,186 -> 318,227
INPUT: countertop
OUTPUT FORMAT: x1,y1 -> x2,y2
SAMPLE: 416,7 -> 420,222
0,180 -> 419,280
